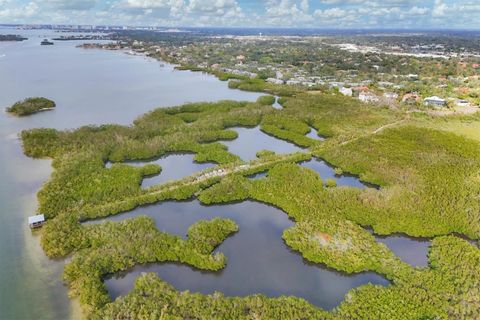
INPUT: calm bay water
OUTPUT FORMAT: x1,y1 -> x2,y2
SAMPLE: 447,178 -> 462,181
0,28 -> 262,320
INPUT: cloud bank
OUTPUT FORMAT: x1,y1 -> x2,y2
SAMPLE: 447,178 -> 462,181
0,0 -> 478,29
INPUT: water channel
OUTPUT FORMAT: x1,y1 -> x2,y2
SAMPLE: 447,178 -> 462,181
101,200 -> 390,310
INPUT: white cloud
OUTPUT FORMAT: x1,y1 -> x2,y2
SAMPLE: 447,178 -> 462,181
408,6 -> 428,15
314,7 -> 347,19
45,0 -> 98,10
264,0 -> 313,25
0,1 -> 38,19
119,0 -> 182,9
1,0 -> 480,29
432,0 -> 447,17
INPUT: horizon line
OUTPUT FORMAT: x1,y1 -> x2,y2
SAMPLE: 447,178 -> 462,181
1,24 -> 480,32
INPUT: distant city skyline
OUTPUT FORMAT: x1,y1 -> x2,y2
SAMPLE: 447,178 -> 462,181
0,0 -> 479,30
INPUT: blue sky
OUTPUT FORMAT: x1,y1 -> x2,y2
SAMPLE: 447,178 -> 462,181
0,0 -> 479,29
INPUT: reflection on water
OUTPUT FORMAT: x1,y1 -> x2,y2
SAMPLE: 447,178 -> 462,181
107,154 -> 214,188
247,171 -> 268,180
103,200 -> 389,310
301,158 -> 368,188
222,127 -> 302,161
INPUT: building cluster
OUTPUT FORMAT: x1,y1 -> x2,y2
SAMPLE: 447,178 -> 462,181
75,33 -> 480,111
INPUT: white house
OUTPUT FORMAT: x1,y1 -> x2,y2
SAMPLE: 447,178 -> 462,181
424,96 -> 447,107
339,87 -> 353,97
383,92 -> 399,100
456,99 -> 471,107
286,79 -> 301,86
28,214 -> 45,229
266,78 -> 284,85
329,82 -> 345,89
359,92 -> 380,103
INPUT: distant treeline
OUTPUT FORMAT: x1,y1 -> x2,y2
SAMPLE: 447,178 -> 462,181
0,34 -> 27,41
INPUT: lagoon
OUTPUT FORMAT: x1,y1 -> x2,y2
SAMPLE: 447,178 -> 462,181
107,154 -> 215,188
301,158 -> 369,189
222,126 -> 302,161
101,200 -> 390,310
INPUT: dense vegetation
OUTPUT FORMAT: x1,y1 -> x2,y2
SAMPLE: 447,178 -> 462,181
21,92 -> 480,319
0,34 -> 27,41
107,30 -> 480,109
6,97 -> 55,116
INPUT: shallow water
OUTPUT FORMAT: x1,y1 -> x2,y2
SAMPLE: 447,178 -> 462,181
306,127 -> 325,141
103,200 -> 390,310
107,154 -> 214,188
375,235 -> 430,268
272,97 -> 283,109
301,158 -> 368,188
0,28 -> 262,320
247,171 -> 268,180
222,127 -> 303,161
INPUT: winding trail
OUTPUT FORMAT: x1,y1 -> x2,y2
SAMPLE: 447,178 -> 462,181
372,119 -> 406,134
340,119 -> 407,146
83,152 -> 310,220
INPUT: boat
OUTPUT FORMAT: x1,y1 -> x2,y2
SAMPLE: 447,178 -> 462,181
41,39 -> 54,46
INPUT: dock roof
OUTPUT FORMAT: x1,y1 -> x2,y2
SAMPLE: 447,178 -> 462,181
28,214 -> 45,225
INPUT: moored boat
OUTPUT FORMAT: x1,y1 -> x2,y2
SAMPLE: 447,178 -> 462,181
41,39 -> 54,45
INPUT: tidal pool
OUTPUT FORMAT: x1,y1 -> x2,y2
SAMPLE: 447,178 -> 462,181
375,234 -> 430,268
247,171 -> 268,180
106,154 -> 214,188
301,158 -> 369,188
272,97 -> 283,109
306,127 -> 325,141
102,200 -> 389,310
222,127 -> 302,161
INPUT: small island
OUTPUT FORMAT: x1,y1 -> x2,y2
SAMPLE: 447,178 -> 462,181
6,97 -> 56,116
0,34 -> 27,42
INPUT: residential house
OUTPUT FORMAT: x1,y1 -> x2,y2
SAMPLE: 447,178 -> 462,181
359,91 -> 380,103
28,214 -> 45,229
266,78 -> 284,85
402,92 -> 421,104
383,92 -> 399,100
456,99 -> 471,107
424,96 -> 447,107
339,87 -> 353,97
352,86 -> 369,93
329,82 -> 345,89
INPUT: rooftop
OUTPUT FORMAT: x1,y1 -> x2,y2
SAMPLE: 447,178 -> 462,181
28,214 -> 45,225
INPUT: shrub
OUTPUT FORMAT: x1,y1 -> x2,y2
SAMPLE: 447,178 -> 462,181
325,178 -> 337,188
257,95 -> 276,106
